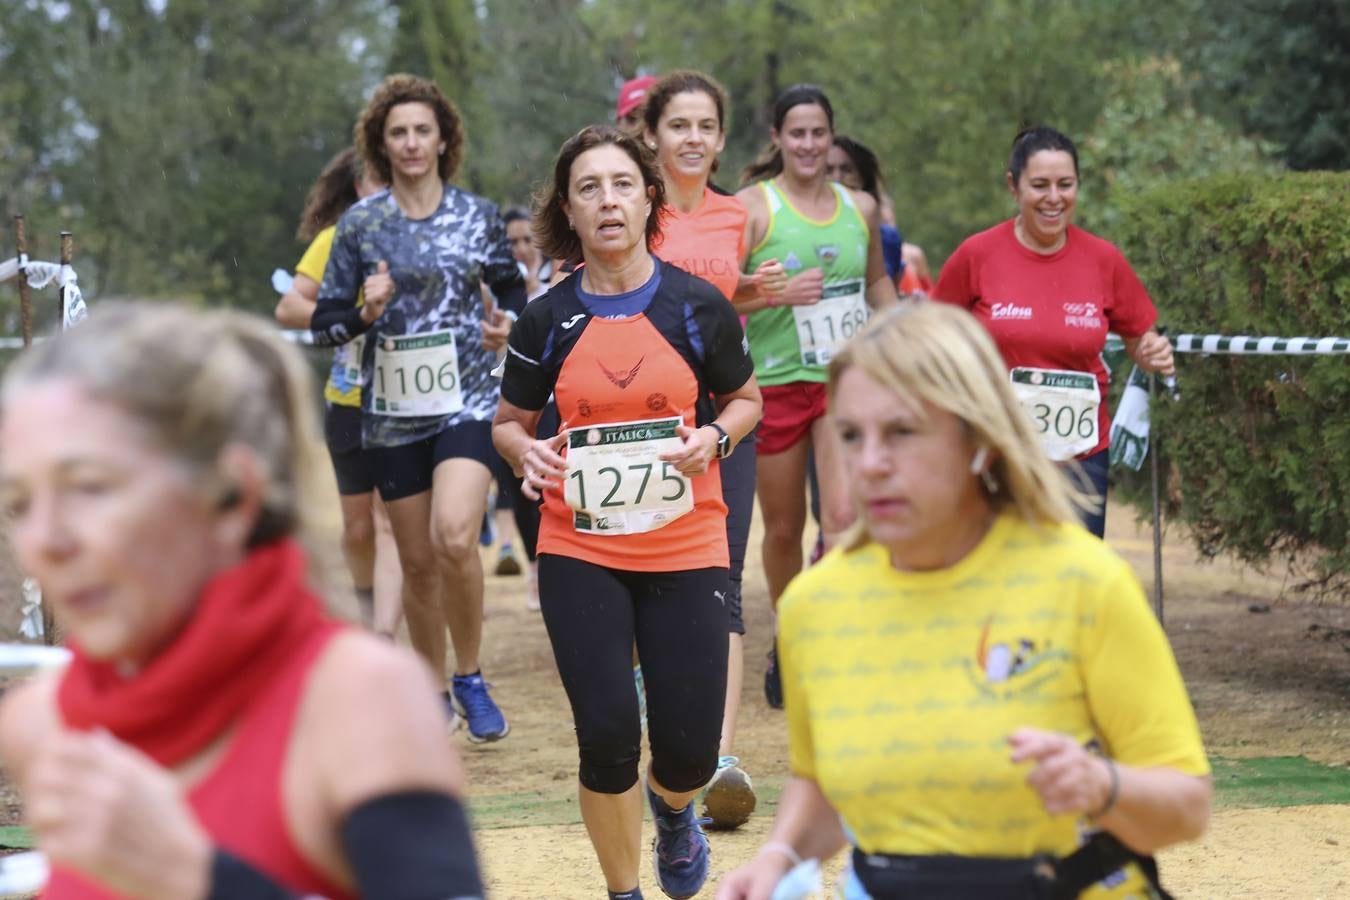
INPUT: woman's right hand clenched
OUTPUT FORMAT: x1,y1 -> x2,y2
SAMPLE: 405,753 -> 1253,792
360,260 -> 395,324
775,267 -> 825,307
519,433 -> 568,500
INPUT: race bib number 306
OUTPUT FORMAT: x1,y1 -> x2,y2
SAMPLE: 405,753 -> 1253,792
564,416 -> 694,536
1010,367 -> 1100,461
372,328 -> 464,417
793,279 -> 867,366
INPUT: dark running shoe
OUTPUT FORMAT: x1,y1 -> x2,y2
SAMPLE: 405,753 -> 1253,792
647,785 -> 710,899
439,691 -> 463,734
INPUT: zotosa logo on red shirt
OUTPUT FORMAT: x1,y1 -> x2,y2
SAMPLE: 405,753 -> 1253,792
990,302 -> 1033,320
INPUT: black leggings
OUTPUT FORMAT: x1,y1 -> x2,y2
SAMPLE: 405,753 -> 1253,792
488,449 -> 540,562
538,555 -> 729,795
483,401 -> 562,563
718,431 -> 756,634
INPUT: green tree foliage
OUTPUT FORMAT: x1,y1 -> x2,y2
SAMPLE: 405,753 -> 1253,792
1176,0 -> 1350,172
388,0 -> 509,198
2,0 -> 1335,307
1113,172 -> 1350,593
1,0 -> 389,311
1078,57 -> 1280,238
475,0 -> 618,206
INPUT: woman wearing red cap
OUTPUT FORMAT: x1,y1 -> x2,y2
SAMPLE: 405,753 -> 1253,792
616,74 -> 659,131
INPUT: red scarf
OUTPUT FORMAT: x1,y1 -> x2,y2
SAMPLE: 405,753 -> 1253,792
58,539 -> 337,767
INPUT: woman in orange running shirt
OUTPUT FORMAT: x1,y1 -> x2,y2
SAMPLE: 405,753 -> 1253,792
641,69 -> 786,832
494,125 -> 761,900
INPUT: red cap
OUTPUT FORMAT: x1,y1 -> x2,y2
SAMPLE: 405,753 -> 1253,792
615,75 -> 659,121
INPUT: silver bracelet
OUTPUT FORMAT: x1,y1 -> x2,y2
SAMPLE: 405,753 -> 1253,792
1090,757 -> 1120,818
758,841 -> 804,867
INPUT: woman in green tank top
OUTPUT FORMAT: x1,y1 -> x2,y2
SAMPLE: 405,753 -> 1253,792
735,85 -> 898,697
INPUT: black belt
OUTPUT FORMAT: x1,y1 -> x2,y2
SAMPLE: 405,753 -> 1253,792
852,832 -> 1173,900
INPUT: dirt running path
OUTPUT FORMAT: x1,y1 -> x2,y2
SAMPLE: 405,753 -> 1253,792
476,804 -> 1350,899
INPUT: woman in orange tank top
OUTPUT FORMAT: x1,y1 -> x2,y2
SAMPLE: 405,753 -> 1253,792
0,305 -> 484,898
494,125 -> 761,900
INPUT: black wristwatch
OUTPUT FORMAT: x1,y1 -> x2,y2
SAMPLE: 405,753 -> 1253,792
707,422 -> 732,459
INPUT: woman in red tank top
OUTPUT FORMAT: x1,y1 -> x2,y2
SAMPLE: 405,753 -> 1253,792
0,305 -> 483,898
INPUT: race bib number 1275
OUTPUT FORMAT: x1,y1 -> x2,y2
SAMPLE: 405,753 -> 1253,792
564,416 -> 694,536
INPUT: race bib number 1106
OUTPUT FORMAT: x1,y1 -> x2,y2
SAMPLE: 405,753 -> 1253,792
372,328 -> 464,417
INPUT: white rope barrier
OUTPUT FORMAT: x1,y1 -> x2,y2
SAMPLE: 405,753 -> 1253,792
1174,334 -> 1349,355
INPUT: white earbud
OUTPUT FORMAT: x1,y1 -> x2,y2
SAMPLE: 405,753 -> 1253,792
969,446 -> 989,475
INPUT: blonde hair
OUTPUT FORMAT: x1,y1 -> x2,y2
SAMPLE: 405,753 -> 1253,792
827,300 -> 1095,550
2,303 -> 343,594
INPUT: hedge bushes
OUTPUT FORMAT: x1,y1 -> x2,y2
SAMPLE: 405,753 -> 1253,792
1111,171 -> 1349,594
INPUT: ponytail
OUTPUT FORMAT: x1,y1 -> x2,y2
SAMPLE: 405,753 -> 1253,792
739,146 -> 784,186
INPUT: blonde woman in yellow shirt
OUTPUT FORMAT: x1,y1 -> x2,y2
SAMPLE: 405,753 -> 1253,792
719,301 -> 1210,900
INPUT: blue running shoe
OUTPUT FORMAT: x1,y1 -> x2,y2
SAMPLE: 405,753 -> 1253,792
451,672 -> 510,743
647,785 -> 710,900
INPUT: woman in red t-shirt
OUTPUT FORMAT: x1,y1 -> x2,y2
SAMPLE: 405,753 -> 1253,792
641,69 -> 786,831
933,125 -> 1174,538
0,305 -> 482,899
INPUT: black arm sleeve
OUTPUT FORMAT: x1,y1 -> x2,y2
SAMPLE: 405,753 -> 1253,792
695,285 -> 755,395
204,791 -> 484,900
499,297 -> 555,411
341,790 -> 484,900
207,850 -> 298,900
310,215 -> 374,347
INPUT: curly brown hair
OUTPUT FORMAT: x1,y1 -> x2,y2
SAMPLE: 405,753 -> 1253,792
355,74 -> 464,185
531,125 -> 666,265
296,147 -> 364,242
